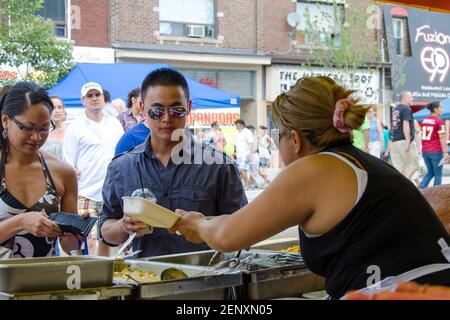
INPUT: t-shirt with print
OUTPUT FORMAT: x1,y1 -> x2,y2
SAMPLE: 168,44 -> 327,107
391,104 -> 414,142
420,115 -> 445,153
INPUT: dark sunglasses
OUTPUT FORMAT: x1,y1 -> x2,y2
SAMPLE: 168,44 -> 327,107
148,105 -> 187,120
11,117 -> 55,134
86,92 -> 102,98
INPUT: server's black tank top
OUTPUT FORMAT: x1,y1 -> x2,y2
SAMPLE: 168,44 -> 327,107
299,143 -> 450,299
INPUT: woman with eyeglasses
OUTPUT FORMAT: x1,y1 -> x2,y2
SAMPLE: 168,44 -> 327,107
41,96 -> 67,161
0,82 -> 81,259
170,76 -> 450,299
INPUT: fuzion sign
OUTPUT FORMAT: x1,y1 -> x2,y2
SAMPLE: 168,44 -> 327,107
384,5 -> 450,102
266,65 -> 379,104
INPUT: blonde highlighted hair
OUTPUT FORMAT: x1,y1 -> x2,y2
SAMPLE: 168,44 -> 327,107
272,76 -> 367,149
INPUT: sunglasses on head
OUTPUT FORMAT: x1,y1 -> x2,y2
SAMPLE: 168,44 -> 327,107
148,105 -> 187,120
86,92 -> 102,98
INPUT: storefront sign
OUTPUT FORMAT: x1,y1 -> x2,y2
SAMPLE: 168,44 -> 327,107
186,108 -> 240,126
384,5 -> 450,102
73,46 -> 115,64
266,65 -> 380,104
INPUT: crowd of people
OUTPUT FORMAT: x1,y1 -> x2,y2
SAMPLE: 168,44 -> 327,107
346,90 -> 449,188
193,119 -> 278,190
0,70 -> 448,299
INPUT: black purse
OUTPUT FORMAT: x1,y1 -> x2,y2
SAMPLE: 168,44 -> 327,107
48,212 -> 97,238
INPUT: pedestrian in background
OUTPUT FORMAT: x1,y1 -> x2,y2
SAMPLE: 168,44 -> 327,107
235,119 -> 254,190
352,112 -> 370,152
210,121 -> 226,151
419,101 -> 449,188
247,125 -> 264,189
381,122 -> 391,163
118,88 -> 144,132
111,98 -> 126,114
390,91 -> 420,181
41,96 -> 66,161
102,89 -> 119,118
63,82 -> 124,256
367,106 -> 384,158
258,125 -> 275,187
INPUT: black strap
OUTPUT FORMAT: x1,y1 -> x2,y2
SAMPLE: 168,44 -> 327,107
39,153 -> 57,190
0,148 -> 7,191
335,151 -> 366,171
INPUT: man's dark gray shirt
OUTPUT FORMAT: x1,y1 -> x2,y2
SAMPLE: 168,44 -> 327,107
98,134 -> 247,258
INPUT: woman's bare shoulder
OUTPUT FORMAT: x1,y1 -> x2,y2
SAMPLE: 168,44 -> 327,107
41,152 -> 76,178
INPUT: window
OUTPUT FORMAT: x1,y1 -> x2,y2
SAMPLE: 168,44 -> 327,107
159,0 -> 215,38
178,68 -> 256,99
392,17 -> 411,56
37,0 -> 68,38
296,1 -> 344,47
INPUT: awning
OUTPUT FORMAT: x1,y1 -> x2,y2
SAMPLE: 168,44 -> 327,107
48,63 -> 240,109
377,0 -> 450,13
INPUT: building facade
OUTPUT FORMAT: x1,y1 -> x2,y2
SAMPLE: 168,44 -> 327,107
36,0 -> 390,128
110,0 -> 270,128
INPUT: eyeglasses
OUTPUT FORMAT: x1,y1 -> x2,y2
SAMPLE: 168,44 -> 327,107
11,117 -> 55,134
148,105 -> 187,120
86,92 -> 102,98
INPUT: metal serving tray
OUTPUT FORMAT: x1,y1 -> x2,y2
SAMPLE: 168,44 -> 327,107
0,286 -> 132,300
145,249 -> 325,300
251,239 -> 300,252
0,256 -> 115,293
114,260 -> 243,300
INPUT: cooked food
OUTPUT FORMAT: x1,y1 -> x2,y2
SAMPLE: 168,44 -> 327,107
280,245 -> 301,253
113,267 -> 159,283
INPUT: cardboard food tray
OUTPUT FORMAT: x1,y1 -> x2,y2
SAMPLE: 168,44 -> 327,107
122,196 -> 181,228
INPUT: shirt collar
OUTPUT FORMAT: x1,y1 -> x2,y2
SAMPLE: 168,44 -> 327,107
82,110 -> 108,125
144,128 -> 197,161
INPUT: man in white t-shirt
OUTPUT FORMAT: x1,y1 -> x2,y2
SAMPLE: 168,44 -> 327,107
234,119 -> 254,189
63,82 -> 124,256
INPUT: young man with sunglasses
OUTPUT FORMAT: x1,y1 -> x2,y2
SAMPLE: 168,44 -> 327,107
98,68 -> 247,258
63,82 -> 124,256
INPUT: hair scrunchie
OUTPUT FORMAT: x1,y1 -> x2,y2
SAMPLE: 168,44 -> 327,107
333,98 -> 353,133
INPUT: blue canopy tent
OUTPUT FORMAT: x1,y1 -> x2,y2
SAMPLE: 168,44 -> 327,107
48,63 -> 240,109
413,98 -> 450,121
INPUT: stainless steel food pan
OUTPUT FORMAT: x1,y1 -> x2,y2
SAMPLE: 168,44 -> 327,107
0,256 -> 114,293
114,260 -> 243,300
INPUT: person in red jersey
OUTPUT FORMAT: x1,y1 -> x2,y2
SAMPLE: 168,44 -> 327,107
419,101 -> 449,188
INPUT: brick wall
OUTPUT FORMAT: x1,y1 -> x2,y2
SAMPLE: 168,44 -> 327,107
261,0 -> 382,63
108,0 -> 382,63
71,0 -> 110,47
110,0 -> 259,51
110,0 -> 158,44
262,0 -> 295,53
217,0 -> 257,50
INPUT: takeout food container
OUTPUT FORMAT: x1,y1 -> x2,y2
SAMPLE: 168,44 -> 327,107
122,196 -> 181,228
